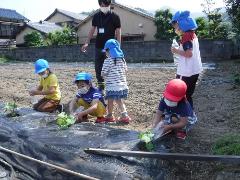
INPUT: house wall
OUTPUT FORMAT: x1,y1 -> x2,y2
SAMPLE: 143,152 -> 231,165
77,5 -> 157,43
77,18 -> 94,44
113,6 -> 156,41
46,13 -> 73,23
16,27 -> 43,45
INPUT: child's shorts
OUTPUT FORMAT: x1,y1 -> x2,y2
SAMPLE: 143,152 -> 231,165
105,89 -> 128,100
162,112 -> 198,132
77,98 -> 106,117
33,98 -> 60,113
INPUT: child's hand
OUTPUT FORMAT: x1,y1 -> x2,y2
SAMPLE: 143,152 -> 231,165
75,112 -> 85,121
162,124 -> 172,133
171,47 -> 178,54
29,89 -> 37,96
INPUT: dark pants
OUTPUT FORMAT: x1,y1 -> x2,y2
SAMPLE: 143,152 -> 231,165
95,48 -> 106,90
33,98 -> 60,113
176,74 -> 199,109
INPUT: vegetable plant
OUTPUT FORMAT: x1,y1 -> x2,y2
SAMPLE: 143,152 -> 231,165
56,112 -> 76,129
138,130 -> 155,151
212,134 -> 240,155
4,102 -> 18,117
233,73 -> 240,85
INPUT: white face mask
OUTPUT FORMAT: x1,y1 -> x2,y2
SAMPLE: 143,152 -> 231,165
164,98 -> 178,107
78,87 -> 89,95
100,6 -> 110,14
41,73 -> 48,78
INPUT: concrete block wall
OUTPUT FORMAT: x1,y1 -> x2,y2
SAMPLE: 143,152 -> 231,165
0,40 -> 236,63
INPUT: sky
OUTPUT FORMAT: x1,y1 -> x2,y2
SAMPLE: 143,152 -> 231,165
0,0 -> 226,22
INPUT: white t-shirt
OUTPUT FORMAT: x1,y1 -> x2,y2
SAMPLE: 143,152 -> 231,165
177,34 -> 203,77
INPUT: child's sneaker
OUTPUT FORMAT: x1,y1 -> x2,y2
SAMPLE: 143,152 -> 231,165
104,114 -> 115,123
56,104 -> 64,113
118,116 -> 131,124
95,117 -> 106,123
176,130 -> 187,140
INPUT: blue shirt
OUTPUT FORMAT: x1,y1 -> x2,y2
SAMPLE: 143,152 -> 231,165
76,87 -> 106,106
158,98 -> 193,117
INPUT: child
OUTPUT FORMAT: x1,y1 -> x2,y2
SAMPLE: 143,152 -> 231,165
101,39 -> 130,124
152,79 -> 197,140
69,72 -> 106,123
29,59 -> 62,113
171,11 -> 203,109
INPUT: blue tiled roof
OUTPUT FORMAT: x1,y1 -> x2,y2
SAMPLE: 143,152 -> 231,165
0,8 -> 29,21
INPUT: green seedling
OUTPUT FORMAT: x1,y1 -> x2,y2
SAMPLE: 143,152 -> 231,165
4,102 -> 18,117
56,112 -> 76,129
233,73 -> 240,85
212,134 -> 240,155
138,130 -> 155,151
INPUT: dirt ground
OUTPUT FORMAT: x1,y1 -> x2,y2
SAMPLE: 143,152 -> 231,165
0,60 -> 240,179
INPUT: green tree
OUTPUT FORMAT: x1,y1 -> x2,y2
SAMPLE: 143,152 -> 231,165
201,0 -> 229,39
224,0 -> 240,35
45,26 -> 77,46
24,31 -> 44,47
154,9 -> 175,40
195,17 -> 209,39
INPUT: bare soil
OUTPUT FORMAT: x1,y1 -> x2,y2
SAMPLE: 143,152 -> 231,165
0,60 -> 240,179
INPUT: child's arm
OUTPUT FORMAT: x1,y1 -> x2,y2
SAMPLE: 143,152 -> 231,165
101,58 -> 110,77
29,85 -> 42,96
75,99 -> 99,121
162,117 -> 188,133
69,97 -> 78,114
32,86 -> 56,96
171,48 -> 193,58
152,110 -> 163,128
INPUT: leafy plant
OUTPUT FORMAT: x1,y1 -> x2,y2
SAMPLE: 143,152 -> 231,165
4,102 -> 18,117
0,55 -> 12,64
212,134 -> 240,155
154,9 -> 175,40
233,73 -> 240,85
56,112 -> 76,129
138,131 -> 155,151
24,31 -> 44,47
45,25 -> 77,46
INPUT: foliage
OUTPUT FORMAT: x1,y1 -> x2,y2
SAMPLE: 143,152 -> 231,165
56,112 -> 76,129
4,101 -> 18,117
233,73 -> 240,85
224,0 -> 240,35
24,31 -> 44,47
200,0 -> 229,40
212,134 -> 240,155
154,9 -> 175,40
138,131 -> 155,151
196,17 -> 209,39
0,55 -> 11,64
45,26 -> 77,46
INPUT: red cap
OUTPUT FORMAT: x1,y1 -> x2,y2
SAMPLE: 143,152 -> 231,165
163,79 -> 187,102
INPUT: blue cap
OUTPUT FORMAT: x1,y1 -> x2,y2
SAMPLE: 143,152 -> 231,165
178,11 -> 198,31
34,59 -> 49,74
171,11 -> 182,24
74,72 -> 92,83
103,39 -> 124,58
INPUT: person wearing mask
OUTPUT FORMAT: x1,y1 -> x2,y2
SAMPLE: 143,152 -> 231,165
81,0 -> 121,92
